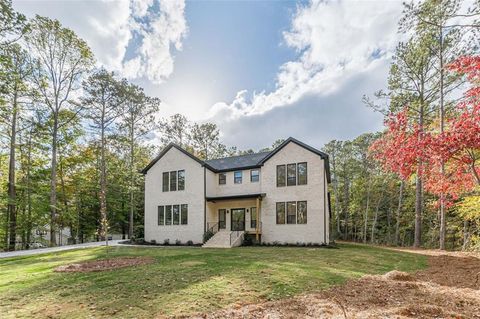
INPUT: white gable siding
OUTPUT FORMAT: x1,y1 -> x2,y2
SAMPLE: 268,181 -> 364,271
260,142 -> 328,244
144,147 -> 205,244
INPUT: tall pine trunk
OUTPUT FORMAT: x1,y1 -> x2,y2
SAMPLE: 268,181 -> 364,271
439,26 -> 446,250
128,120 -> 134,239
7,89 -> 18,251
99,119 -> 108,243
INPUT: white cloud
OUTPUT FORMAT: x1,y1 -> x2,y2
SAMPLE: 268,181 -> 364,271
209,0 -> 403,121
13,0 -> 187,84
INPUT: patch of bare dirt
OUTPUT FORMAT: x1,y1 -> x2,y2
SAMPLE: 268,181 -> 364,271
186,251 -> 480,319
54,257 -> 154,273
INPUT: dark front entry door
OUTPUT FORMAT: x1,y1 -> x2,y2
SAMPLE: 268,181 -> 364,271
231,208 -> 245,231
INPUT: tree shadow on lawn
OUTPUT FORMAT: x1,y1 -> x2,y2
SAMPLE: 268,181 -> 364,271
0,244 -> 428,318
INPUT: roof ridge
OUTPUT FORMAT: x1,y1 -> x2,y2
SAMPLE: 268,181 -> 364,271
205,150 -> 271,162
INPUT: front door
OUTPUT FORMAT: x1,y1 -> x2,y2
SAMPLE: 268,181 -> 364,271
231,208 -> 245,231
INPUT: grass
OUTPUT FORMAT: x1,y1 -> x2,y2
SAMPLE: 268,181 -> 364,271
0,243 -> 427,318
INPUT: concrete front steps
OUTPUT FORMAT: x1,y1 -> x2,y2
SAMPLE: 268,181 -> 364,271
202,230 -> 244,248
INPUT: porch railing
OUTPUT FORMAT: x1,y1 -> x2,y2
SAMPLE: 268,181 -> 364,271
207,222 -> 219,235
230,230 -> 242,246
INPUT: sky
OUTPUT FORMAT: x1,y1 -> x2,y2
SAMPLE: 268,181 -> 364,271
13,0 -> 405,151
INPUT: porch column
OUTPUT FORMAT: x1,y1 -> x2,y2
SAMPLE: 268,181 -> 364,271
256,197 -> 261,241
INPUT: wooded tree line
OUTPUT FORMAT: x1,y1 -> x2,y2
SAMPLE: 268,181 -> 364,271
326,0 -> 480,250
0,1 -> 261,251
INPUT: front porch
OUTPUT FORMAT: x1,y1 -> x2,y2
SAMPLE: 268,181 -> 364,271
205,193 -> 265,242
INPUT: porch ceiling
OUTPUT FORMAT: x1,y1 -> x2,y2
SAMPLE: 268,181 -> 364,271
205,193 -> 266,202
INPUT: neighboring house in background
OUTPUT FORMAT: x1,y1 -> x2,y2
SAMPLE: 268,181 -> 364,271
142,137 -> 331,248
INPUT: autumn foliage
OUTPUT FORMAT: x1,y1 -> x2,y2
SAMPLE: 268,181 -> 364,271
371,56 -> 480,207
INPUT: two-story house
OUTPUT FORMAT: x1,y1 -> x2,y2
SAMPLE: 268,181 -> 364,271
141,137 -> 331,247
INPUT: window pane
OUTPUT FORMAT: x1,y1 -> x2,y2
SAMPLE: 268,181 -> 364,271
276,165 -> 286,187
170,171 -> 177,191
178,170 -> 185,190
298,163 -> 307,185
162,172 -> 169,192
287,164 -> 297,186
234,171 -> 242,184
250,170 -> 259,182
158,206 -> 164,225
276,202 -> 285,224
165,205 -> 172,225
250,207 -> 257,228
219,173 -> 226,185
297,201 -> 307,224
172,205 -> 180,225
181,204 -> 188,225
219,209 -> 226,229
287,201 -> 297,224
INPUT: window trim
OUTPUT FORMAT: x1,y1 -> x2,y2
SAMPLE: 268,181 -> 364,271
158,206 -> 165,225
234,171 -> 242,184
287,163 -> 297,186
219,173 -> 226,185
276,165 -> 286,187
250,169 -> 260,183
297,201 -> 307,224
162,172 -> 169,192
178,170 -> 185,191
276,202 -> 286,224
250,207 -> 257,228
297,162 -> 308,185
181,204 -> 188,225
170,171 -> 177,191
165,205 -> 172,225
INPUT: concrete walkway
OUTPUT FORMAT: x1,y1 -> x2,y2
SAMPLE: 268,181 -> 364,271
0,240 -> 125,259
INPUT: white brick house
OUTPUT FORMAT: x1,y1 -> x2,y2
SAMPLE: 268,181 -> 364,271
142,137 -> 331,247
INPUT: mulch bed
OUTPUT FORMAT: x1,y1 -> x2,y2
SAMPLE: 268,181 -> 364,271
54,257 -> 154,273
186,250 -> 480,319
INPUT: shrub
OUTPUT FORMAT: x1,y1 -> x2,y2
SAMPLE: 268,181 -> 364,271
175,239 -> 181,246
163,239 -> 170,246
150,239 -> 156,245
243,236 -> 253,246
187,240 -> 194,246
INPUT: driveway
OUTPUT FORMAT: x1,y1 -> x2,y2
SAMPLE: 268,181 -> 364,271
0,240 -> 125,259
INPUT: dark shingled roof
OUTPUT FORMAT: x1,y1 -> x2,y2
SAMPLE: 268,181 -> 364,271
204,152 -> 270,172
141,137 -> 331,183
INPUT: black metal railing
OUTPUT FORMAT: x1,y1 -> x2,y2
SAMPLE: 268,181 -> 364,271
207,222 -> 219,234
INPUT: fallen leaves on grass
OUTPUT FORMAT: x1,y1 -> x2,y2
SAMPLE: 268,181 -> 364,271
54,257 -> 154,273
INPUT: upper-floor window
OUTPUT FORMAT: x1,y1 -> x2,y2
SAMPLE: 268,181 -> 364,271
162,170 -> 185,192
250,169 -> 259,182
162,172 -> 169,192
287,164 -> 296,186
276,162 -> 308,187
219,173 -> 226,185
276,165 -> 286,187
297,163 -> 307,185
170,171 -> 177,191
234,171 -> 242,184
178,170 -> 185,190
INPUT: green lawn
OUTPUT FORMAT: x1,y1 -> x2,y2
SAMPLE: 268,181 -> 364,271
0,243 -> 427,318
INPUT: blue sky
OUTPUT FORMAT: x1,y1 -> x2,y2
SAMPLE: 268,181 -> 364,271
13,0 -> 404,150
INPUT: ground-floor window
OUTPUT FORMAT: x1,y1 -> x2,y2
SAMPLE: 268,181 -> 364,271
276,201 -> 308,225
218,209 -> 226,229
276,202 -> 285,224
158,206 -> 165,225
250,207 -> 257,228
157,204 -> 188,226
181,204 -> 188,225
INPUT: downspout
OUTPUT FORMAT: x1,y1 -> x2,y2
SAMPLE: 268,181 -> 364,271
323,166 -> 327,245
204,166 -> 207,233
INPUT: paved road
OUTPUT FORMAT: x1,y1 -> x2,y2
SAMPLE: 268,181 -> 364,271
0,240 -> 125,259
